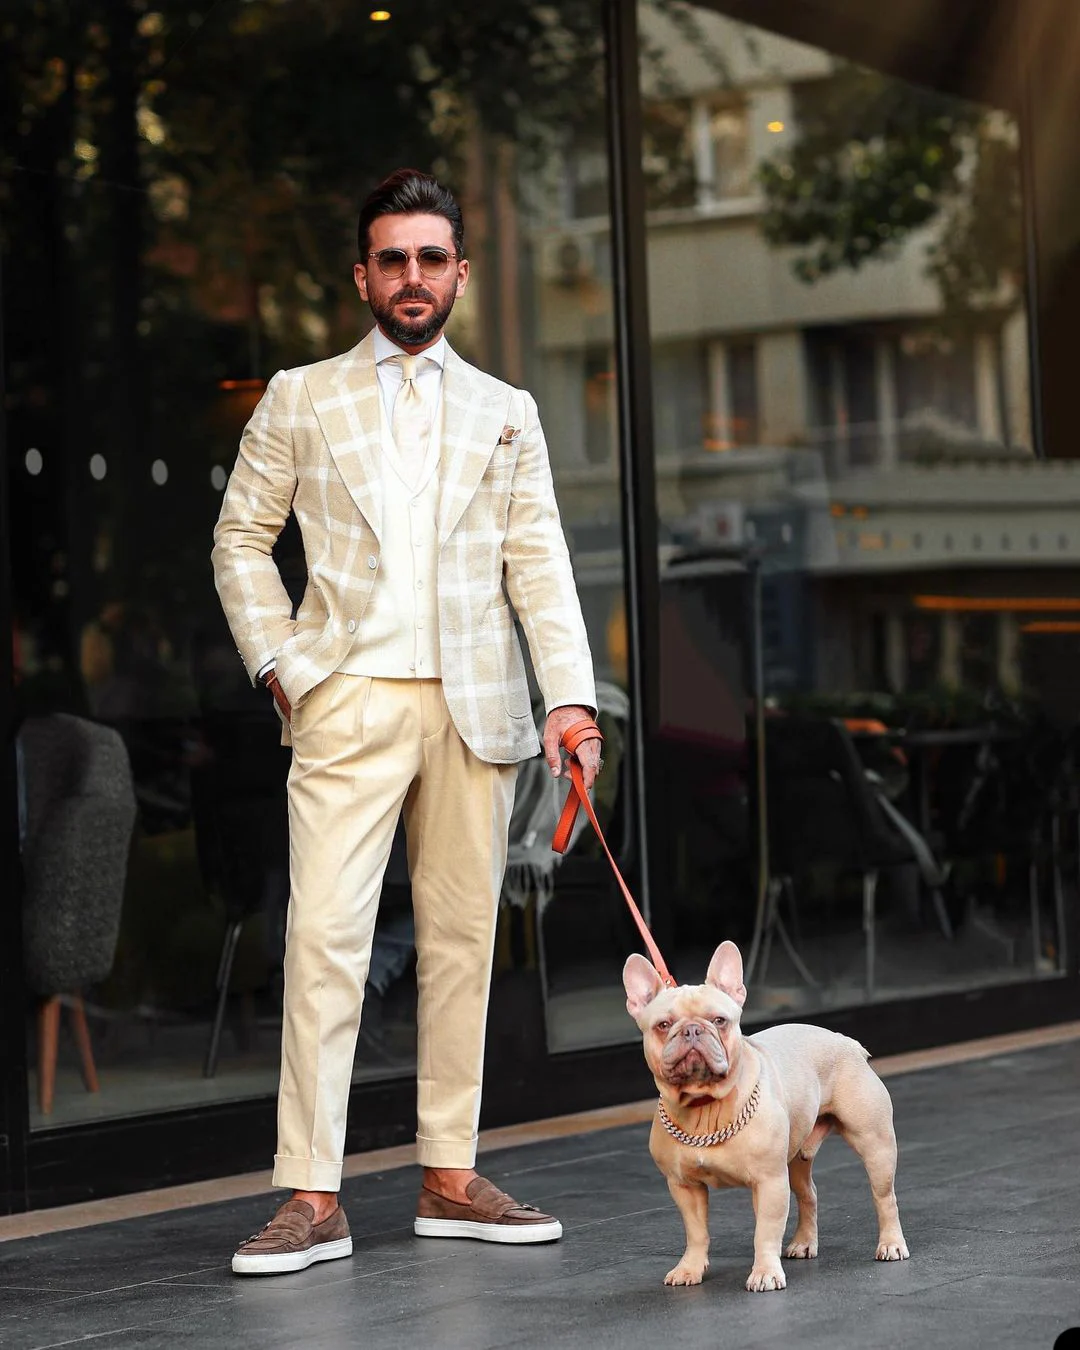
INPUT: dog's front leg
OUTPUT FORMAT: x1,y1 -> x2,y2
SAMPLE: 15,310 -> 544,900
747,1173 -> 790,1291
664,1178 -> 710,1286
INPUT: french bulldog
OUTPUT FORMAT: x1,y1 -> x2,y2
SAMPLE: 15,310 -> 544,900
624,940 -> 909,1292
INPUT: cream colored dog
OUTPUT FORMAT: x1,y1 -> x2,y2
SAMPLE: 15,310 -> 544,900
624,940 -> 909,1292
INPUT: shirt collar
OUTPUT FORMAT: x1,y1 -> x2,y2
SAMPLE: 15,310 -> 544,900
373,326 -> 447,370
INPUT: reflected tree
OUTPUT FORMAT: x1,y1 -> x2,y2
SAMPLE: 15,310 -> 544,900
757,66 -> 1023,316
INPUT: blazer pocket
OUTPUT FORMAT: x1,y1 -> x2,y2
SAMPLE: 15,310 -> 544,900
487,605 -> 532,720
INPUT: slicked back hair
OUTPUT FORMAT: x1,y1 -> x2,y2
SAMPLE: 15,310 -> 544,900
357,169 -> 465,260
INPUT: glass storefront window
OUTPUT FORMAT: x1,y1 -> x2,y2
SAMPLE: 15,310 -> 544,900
626,1 -> 1066,1026
4,1 -> 630,1126
5,0 -> 1077,1166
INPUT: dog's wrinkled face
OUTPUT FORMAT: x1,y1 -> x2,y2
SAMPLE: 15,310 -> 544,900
624,941 -> 748,1104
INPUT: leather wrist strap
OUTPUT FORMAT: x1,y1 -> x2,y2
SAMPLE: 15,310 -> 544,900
552,718 -> 675,988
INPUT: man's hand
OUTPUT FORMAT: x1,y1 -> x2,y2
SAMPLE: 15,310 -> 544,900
262,668 -> 292,725
543,704 -> 602,792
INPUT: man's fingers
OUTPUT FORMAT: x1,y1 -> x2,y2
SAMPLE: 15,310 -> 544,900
577,738 -> 602,766
568,735 -> 601,791
547,712 -> 602,781
544,726 -> 563,775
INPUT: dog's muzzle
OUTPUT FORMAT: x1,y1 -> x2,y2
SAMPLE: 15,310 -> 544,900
662,1022 -> 728,1082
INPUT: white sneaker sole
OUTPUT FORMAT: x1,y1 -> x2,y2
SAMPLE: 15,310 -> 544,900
231,1235 -> 353,1275
413,1217 -> 563,1244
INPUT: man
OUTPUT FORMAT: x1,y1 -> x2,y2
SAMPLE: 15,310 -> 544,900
212,168 -> 601,1275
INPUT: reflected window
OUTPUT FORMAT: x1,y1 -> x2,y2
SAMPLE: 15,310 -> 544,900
653,341 -> 708,457
701,98 -> 751,204
727,340 -> 759,445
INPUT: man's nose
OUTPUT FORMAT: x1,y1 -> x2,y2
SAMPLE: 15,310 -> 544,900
402,255 -> 424,285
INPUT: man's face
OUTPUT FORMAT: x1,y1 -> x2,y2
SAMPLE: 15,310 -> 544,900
353,212 -> 468,351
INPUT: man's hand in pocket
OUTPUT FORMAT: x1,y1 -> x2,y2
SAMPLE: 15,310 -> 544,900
262,669 -> 292,724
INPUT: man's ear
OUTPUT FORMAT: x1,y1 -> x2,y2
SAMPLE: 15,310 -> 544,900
623,954 -> 664,1019
705,940 -> 747,1007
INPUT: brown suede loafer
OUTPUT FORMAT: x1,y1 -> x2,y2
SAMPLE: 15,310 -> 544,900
413,1177 -> 562,1244
232,1199 -> 353,1275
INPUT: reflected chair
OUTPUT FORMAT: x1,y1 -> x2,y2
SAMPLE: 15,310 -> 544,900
935,719 -> 1069,973
757,716 -> 928,1000
19,713 -> 137,1114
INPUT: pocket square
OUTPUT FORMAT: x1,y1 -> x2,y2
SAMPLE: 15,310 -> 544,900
499,425 -> 521,445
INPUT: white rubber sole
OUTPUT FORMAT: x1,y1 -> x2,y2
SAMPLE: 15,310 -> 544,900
413,1217 -> 563,1244
231,1235 -> 353,1275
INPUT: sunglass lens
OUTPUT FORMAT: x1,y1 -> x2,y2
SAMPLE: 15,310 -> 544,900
418,249 -> 450,277
377,249 -> 408,277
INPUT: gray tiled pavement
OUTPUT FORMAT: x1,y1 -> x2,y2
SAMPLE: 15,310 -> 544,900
1,1040 -> 1078,1349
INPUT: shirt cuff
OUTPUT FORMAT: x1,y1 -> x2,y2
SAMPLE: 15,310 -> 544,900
256,659 -> 276,681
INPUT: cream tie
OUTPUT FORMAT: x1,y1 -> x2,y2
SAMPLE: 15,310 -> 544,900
390,354 -> 431,486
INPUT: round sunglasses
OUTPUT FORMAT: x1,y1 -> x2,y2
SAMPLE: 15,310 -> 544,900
365,247 -> 459,280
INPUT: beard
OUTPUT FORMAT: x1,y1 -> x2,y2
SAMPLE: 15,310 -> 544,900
369,284 -> 456,347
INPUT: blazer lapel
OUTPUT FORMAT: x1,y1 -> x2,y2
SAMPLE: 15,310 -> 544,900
305,332 -> 384,542
437,344 -> 510,543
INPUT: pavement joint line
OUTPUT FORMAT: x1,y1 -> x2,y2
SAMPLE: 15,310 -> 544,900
2,1018 -> 1076,1244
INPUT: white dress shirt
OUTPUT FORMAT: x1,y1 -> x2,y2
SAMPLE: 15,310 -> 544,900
373,326 -> 446,425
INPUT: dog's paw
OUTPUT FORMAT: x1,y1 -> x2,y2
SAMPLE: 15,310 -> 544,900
746,1263 -> 787,1292
875,1238 -> 909,1262
664,1259 -> 708,1287
785,1237 -> 818,1259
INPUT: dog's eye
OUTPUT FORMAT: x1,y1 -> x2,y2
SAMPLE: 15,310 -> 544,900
713,1017 -> 727,1028
655,1019 -> 672,1032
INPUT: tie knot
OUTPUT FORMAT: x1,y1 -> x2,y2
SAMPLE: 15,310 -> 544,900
397,354 -> 418,382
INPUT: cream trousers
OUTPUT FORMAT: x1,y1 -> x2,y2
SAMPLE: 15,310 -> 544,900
272,675 -> 518,1191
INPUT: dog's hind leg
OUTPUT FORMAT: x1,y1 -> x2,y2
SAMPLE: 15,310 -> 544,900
785,1118 -> 831,1258
785,1154 -> 818,1258
833,1073 -> 909,1262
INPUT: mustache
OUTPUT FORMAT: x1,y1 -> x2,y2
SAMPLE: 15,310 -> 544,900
391,287 -> 438,306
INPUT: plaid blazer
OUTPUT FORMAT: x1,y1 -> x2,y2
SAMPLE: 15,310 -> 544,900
211,332 -> 596,764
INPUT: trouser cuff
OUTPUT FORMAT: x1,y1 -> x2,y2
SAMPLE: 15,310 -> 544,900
272,1154 -> 342,1192
416,1134 -> 479,1169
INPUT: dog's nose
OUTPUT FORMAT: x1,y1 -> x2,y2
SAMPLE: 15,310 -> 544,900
681,1022 -> 705,1042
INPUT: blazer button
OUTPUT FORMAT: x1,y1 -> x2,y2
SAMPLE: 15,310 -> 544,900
367,554 -> 377,569
347,619 -> 356,633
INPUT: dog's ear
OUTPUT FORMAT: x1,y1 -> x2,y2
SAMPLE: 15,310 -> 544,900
623,954 -> 664,1019
705,940 -> 747,1006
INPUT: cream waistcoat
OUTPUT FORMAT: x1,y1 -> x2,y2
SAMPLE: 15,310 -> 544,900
336,398 -> 441,678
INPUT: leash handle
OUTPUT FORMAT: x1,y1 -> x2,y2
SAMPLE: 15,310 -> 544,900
552,719 -> 676,988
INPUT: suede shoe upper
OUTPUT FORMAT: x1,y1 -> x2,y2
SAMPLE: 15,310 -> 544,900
417,1177 -> 555,1226
236,1199 -> 350,1256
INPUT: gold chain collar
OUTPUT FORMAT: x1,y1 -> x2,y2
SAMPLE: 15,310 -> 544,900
657,1078 -> 761,1148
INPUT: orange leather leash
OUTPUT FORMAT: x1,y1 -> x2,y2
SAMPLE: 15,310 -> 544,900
552,718 -> 677,988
